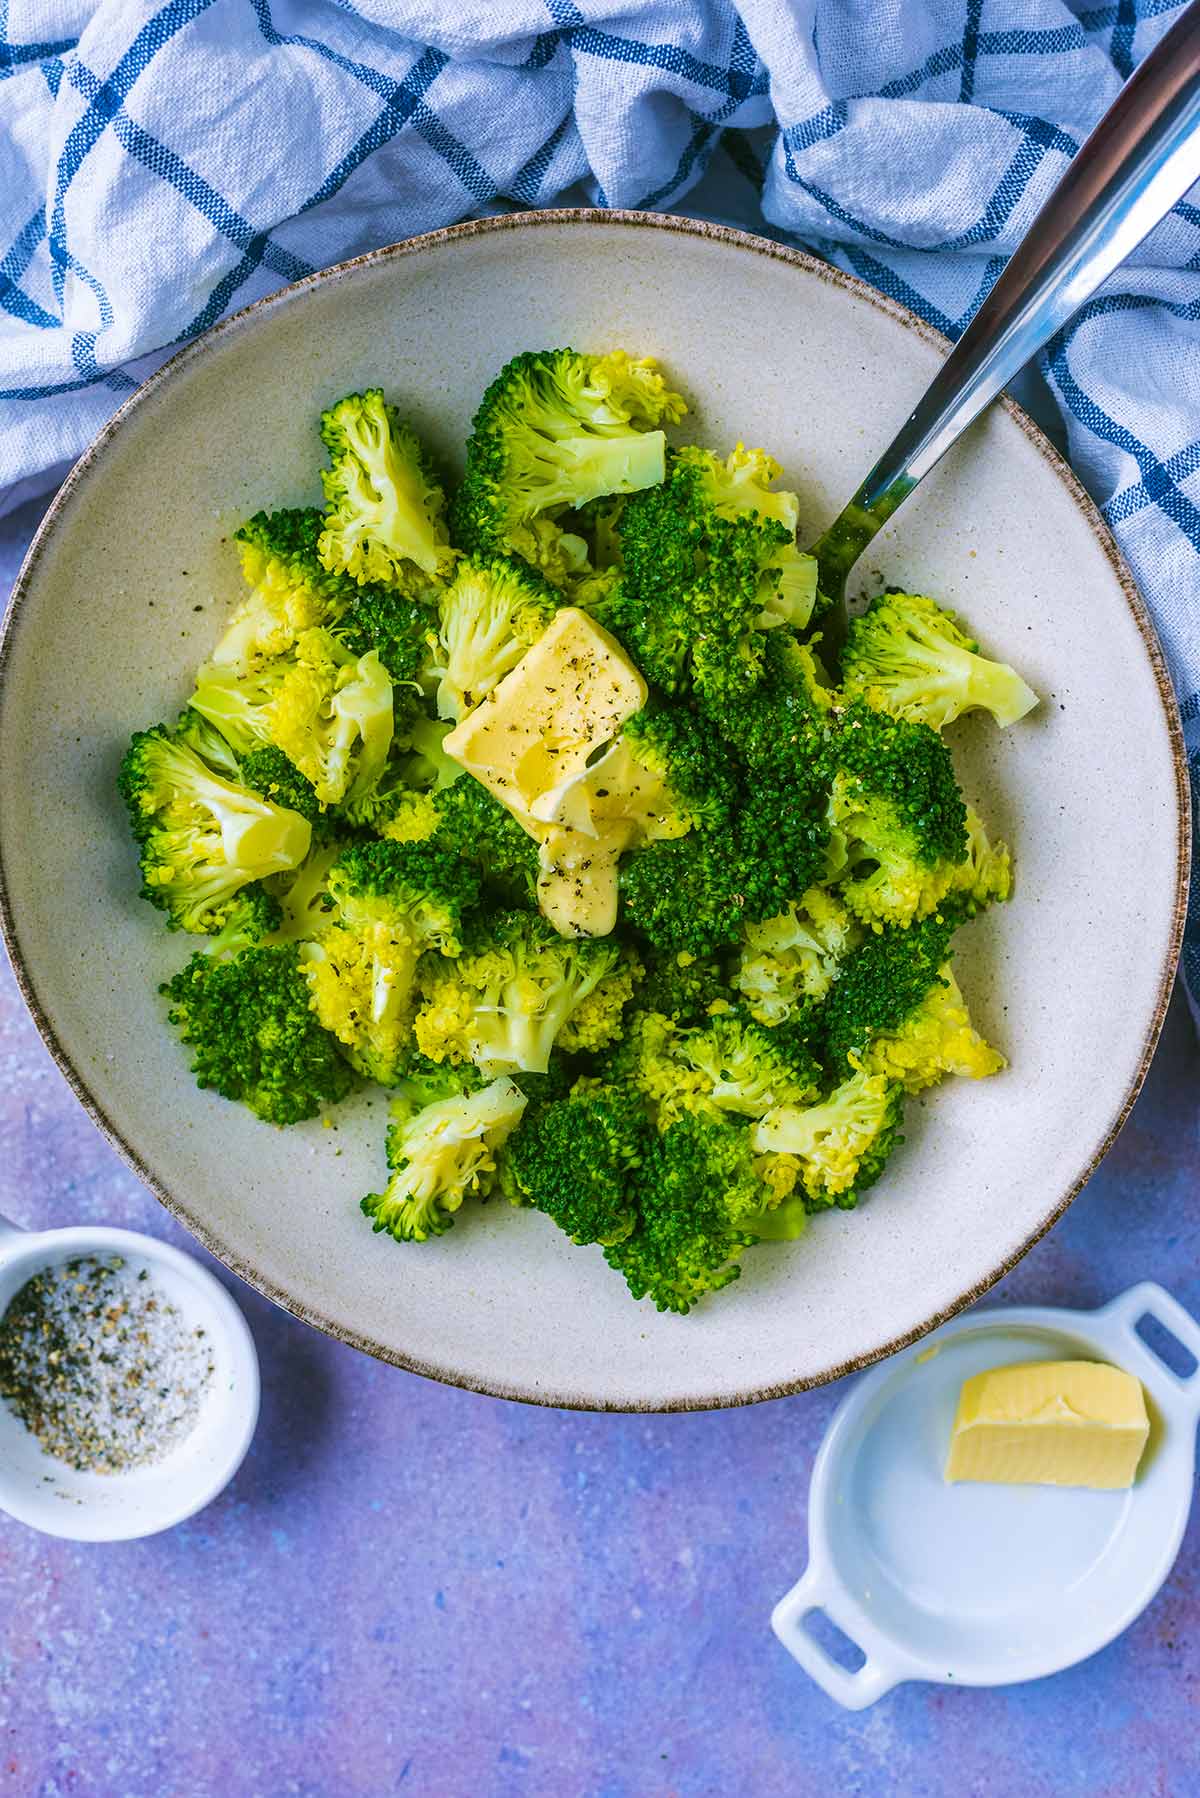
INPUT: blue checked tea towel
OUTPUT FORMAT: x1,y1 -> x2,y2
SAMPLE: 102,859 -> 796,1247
0,0 -> 1197,989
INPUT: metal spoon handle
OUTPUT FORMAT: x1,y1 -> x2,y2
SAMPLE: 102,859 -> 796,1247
813,0 -> 1200,596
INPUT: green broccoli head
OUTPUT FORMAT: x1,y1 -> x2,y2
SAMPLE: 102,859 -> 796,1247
450,349 -> 685,563
162,942 -> 353,1124
299,840 -> 481,1087
414,910 -> 623,1077
735,886 -> 860,1026
211,508 -> 353,676
424,776 -> 540,906
605,1004 -> 819,1128
361,1075 -> 527,1242
203,884 -> 284,959
434,554 -> 560,720
506,1079 -> 648,1246
118,726 -> 312,936
191,628 -> 395,808
237,745 -> 325,829
842,591 -> 1038,730
620,699 -> 737,836
635,949 -> 730,1027
318,390 -> 455,592
752,1069 -> 905,1209
818,905 -> 962,1077
824,702 -> 968,927
604,1109 -> 766,1314
174,706 -> 243,780
864,965 -> 1004,1093
340,583 -> 439,689
597,446 -> 807,705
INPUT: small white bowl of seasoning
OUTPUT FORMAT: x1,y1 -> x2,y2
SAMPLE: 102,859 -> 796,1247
0,1213 -> 259,1541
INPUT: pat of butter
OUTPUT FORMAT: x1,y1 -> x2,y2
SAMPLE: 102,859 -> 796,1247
443,608 -> 646,816
536,825 -> 625,938
945,1360 -> 1149,1490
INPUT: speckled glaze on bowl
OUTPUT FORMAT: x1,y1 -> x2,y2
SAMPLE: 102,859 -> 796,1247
0,213 -> 1187,1411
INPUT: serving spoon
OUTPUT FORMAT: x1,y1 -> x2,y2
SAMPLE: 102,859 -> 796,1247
811,0 -> 1200,650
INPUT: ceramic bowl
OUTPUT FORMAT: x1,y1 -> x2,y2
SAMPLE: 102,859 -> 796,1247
0,212 -> 1187,1410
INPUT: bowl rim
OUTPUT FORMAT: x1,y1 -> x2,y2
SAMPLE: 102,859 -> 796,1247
0,208 -> 1189,1412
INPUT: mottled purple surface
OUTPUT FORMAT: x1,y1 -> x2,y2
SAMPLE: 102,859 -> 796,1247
0,493 -> 1198,1798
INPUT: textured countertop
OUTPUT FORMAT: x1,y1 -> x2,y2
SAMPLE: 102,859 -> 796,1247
1,494 -> 1197,1798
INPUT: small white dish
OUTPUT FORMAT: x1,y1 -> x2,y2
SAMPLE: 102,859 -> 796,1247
772,1282 -> 1200,1707
0,1213 -> 259,1541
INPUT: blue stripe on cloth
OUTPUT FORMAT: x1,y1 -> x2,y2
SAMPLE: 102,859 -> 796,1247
959,0 -> 984,103
0,211 -> 56,330
1105,438 -> 1200,526
48,0 -> 218,304
0,36 -> 75,75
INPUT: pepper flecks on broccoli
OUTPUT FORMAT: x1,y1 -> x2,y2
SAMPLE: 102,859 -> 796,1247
340,583 -> 439,689
361,1076 -> 527,1242
434,555 -> 560,720
753,1070 -> 905,1208
604,1004 -> 819,1128
635,949 -> 730,1027
212,508 -> 353,675
328,838 -> 481,956
162,942 -> 353,1124
450,349 -> 686,564
118,726 -> 312,936
426,777 -> 540,905
506,1080 -> 648,1246
318,390 -> 455,591
237,745 -> 325,828
619,699 -> 737,836
204,885 -> 284,959
414,911 -> 623,1076
842,591 -> 1039,730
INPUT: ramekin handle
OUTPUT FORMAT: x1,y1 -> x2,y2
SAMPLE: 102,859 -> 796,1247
771,1563 -> 908,1710
1098,1281 -> 1200,1414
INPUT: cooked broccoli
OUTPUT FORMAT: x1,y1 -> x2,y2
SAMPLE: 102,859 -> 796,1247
211,508 -> 351,674
556,946 -> 642,1052
191,628 -> 394,807
174,706 -> 243,780
618,700 -> 736,836
361,1076 -> 527,1242
237,744 -> 324,828
947,806 -> 1013,912
162,942 -> 353,1123
434,555 -> 560,720
606,1005 -> 819,1128
204,885 -> 284,959
506,1079 -> 647,1245
819,906 -> 962,1076
735,887 -> 860,1025
451,349 -> 685,564
604,1109 -> 766,1314
340,583 -> 438,689
414,911 -> 623,1076
428,777 -> 540,905
863,965 -> 1004,1092
318,390 -> 455,591
300,840 -> 481,1086
842,591 -> 1038,730
753,1070 -> 905,1208
118,726 -> 311,935
824,703 -> 968,927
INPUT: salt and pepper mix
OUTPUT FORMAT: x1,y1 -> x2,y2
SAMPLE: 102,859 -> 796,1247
0,1256 -> 214,1474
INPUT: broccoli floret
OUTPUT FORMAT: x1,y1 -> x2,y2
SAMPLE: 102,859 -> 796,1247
237,745 -> 324,828
636,949 -> 730,1026
842,592 -> 1038,730
300,841 -> 481,1086
211,508 -> 352,674
340,583 -> 439,689
864,966 -> 1005,1093
697,629 -> 833,770
824,702 -> 968,927
204,884 -> 284,959
361,1076 -> 527,1242
399,715 -> 465,793
597,446 -> 804,703
619,700 -> 736,836
607,1005 -> 819,1128
556,946 -> 642,1052
735,887 -> 860,1025
451,349 -> 685,563
174,706 -> 242,780
506,1079 -> 648,1245
118,726 -> 312,936
819,906 -> 962,1076
318,390 -> 455,592
428,777 -> 540,906
753,1070 -> 905,1208
414,911 -> 623,1077
162,942 -> 353,1123
604,1109 -> 765,1314
947,806 -> 1013,913
433,555 -> 560,720
192,629 -> 395,807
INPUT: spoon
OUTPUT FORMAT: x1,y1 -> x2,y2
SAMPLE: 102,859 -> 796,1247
811,0 -> 1200,650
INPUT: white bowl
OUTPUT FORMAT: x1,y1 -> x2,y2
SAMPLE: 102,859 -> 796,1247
772,1282 -> 1200,1705
0,212 -> 1187,1409
0,1216 -> 259,1541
